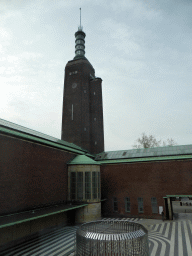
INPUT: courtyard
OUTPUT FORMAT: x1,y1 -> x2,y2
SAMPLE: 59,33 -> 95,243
1,214 -> 192,256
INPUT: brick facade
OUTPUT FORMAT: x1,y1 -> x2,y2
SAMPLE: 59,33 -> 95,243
0,133 -> 75,215
61,58 -> 104,154
100,160 -> 192,219
90,78 -> 104,154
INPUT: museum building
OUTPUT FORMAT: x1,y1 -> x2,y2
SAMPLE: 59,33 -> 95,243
0,24 -> 192,248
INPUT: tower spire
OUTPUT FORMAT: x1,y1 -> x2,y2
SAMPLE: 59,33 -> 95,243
74,8 -> 86,60
80,8 -> 81,27
78,8 -> 83,31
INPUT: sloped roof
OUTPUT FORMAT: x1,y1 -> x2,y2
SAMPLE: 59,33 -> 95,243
68,155 -> 99,165
95,145 -> 192,164
95,145 -> 192,160
97,155 -> 192,164
0,118 -> 92,156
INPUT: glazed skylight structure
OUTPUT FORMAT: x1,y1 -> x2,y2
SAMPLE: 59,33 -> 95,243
95,145 -> 192,161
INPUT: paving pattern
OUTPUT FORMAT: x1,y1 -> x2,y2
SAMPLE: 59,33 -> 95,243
148,219 -> 192,256
1,216 -> 192,256
0,226 -> 79,256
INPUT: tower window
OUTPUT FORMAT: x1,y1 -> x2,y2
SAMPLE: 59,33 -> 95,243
76,45 -> 84,50
76,50 -> 82,55
76,39 -> 84,45
69,71 -> 78,76
71,104 -> 73,120
84,127 -> 86,131
94,92 -> 96,95
95,141 -> 97,145
72,83 -> 77,89
76,34 -> 84,40
94,118 -> 96,121
84,90 -> 86,93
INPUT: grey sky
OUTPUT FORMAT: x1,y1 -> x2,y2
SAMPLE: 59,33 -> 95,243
0,0 -> 192,151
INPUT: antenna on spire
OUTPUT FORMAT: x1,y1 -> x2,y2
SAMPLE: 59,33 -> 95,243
80,8 -> 81,27
78,8 -> 83,31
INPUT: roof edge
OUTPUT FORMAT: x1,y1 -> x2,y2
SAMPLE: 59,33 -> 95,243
97,154 -> 192,165
0,126 -> 92,156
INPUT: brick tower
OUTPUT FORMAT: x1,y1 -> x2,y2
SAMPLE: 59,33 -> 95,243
61,22 -> 104,155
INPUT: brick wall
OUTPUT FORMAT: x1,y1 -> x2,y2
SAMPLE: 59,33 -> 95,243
90,78 -> 104,154
61,59 -> 104,154
61,59 -> 95,152
100,160 -> 192,219
0,133 -> 75,215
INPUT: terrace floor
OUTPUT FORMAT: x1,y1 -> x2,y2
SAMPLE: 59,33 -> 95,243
1,215 -> 192,256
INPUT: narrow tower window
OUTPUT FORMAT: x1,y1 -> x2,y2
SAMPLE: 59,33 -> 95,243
72,104 -> 73,120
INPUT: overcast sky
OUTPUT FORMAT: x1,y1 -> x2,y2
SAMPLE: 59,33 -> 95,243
0,0 -> 192,151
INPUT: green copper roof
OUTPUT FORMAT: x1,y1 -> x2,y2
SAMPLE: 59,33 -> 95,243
95,144 -> 192,161
0,118 -> 93,156
96,154 -> 192,165
68,155 -> 99,165
166,195 -> 192,198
